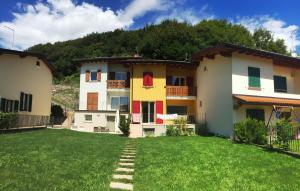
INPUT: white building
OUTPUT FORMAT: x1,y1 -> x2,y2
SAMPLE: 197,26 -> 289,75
73,57 -> 136,132
194,43 -> 300,137
73,44 -> 300,138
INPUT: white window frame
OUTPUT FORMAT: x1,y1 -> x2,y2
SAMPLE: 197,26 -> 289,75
142,101 -> 155,124
110,96 -> 129,110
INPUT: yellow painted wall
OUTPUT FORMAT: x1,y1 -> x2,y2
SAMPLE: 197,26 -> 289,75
0,54 -> 52,116
130,64 -> 166,114
166,100 -> 196,114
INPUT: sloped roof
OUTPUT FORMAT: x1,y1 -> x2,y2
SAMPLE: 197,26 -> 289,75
192,43 -> 300,68
0,48 -> 54,73
233,94 -> 300,107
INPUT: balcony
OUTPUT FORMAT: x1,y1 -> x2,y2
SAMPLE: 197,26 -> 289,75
166,86 -> 197,97
107,80 -> 129,89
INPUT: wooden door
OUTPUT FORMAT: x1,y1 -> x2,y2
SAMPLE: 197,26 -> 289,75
87,93 -> 98,111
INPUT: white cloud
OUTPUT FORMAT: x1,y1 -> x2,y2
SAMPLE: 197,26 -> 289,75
237,15 -> 300,53
0,0 -> 170,50
155,5 -> 215,25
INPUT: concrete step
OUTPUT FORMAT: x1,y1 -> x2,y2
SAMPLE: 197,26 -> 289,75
121,155 -> 135,158
119,162 -> 134,166
110,182 -> 133,190
120,158 -> 134,162
113,174 -> 133,180
116,168 -> 134,172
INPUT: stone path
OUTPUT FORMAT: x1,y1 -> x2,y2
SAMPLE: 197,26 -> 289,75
110,142 -> 136,190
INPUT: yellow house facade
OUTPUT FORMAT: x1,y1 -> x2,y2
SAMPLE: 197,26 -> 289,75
126,59 -> 197,128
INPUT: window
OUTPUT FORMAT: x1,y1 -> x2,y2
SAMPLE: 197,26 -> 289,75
85,115 -> 92,121
246,109 -> 265,122
248,67 -> 261,88
111,97 -> 119,110
0,98 -> 19,113
20,92 -> 32,112
142,102 -> 154,123
274,75 -> 287,93
172,77 -> 185,86
143,72 -> 153,87
116,72 -> 126,80
167,106 -> 188,115
111,97 -> 129,111
90,71 -> 97,81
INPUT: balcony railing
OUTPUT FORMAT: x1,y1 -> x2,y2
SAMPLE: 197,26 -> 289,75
166,86 -> 197,97
107,80 -> 129,89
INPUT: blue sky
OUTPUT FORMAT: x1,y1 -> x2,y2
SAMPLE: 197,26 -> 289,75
0,0 -> 299,53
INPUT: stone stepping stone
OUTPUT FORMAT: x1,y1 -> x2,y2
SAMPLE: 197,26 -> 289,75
122,153 -> 136,156
123,152 -> 136,154
120,158 -> 134,162
110,182 -> 133,191
124,149 -> 135,151
119,162 -> 134,166
121,155 -> 135,158
113,174 -> 133,180
116,168 -> 134,172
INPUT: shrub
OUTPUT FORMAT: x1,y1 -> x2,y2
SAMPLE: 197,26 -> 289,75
166,125 -> 180,136
51,105 -> 64,118
196,123 -> 209,136
167,118 -> 195,136
274,119 -> 295,150
0,112 -> 18,129
119,115 -> 131,137
234,118 -> 267,145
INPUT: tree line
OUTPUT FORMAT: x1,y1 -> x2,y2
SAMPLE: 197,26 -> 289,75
28,19 -> 289,80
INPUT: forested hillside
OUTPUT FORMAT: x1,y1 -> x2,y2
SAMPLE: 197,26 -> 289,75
28,20 -> 289,80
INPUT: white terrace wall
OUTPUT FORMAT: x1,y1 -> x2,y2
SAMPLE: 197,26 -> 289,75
196,55 -> 234,137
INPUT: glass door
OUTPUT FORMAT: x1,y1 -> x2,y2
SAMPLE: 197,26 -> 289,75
142,102 -> 155,123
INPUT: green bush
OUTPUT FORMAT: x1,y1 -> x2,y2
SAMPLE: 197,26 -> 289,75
167,118 -> 195,136
0,112 -> 18,129
119,115 -> 131,137
274,119 -> 295,150
196,123 -> 209,136
234,118 -> 267,145
51,105 -> 64,118
166,125 -> 180,136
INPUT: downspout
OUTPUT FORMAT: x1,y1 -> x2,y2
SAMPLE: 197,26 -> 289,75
130,63 -> 133,115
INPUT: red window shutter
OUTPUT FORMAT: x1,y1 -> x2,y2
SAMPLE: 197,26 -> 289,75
156,101 -> 163,124
86,70 -> 90,82
97,70 -> 101,81
132,101 -> 140,113
148,72 -> 153,86
143,72 -> 153,86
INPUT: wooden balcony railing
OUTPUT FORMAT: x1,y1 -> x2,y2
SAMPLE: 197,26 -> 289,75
107,80 -> 129,89
166,86 -> 197,96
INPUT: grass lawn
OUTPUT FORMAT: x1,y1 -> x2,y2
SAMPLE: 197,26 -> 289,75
0,129 -> 127,191
1,130 -> 300,191
134,136 -> 300,191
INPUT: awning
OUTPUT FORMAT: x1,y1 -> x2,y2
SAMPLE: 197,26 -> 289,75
233,94 -> 300,107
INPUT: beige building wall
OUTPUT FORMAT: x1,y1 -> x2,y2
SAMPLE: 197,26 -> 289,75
196,55 -> 234,137
0,54 -> 52,116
